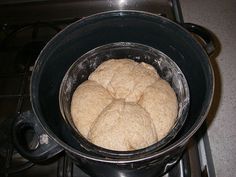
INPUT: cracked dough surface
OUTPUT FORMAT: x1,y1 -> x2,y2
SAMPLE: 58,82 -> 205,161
71,59 -> 177,151
88,100 -> 157,151
89,59 -> 159,102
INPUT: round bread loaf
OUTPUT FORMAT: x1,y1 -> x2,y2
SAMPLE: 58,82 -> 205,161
71,59 -> 177,151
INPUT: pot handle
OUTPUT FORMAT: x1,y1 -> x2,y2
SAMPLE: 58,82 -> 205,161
12,111 -> 63,163
182,23 -> 215,56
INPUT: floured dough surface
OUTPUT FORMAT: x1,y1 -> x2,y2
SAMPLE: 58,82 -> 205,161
71,59 -> 178,151
88,100 -> 157,151
71,80 -> 113,137
139,80 -> 178,140
89,59 -> 159,102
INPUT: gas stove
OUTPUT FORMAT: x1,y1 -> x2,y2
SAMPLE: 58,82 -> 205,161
0,1 -> 215,177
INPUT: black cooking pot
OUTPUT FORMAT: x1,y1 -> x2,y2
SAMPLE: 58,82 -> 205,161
12,11 -> 214,177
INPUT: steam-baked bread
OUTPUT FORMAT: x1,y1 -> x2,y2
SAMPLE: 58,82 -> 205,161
71,59 -> 177,151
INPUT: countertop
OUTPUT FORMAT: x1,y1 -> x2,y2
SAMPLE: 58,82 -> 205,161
180,0 -> 236,177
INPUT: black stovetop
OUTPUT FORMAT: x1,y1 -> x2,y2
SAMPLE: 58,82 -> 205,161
0,1 -> 207,177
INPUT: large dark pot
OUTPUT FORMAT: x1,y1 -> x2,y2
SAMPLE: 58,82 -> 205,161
13,10 -> 214,177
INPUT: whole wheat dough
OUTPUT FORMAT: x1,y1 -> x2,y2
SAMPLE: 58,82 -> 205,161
70,80 -> 113,137
89,59 -> 160,102
88,100 -> 157,151
70,59 -> 178,151
139,79 -> 178,140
